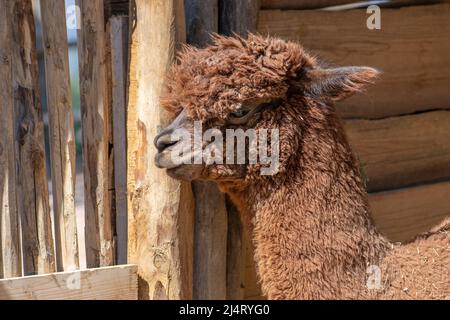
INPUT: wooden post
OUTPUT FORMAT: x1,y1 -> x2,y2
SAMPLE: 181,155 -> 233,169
219,0 -> 260,36
185,0 -> 218,47
40,0 -> 79,272
0,0 -> 22,279
127,0 -> 194,300
109,15 -> 129,265
77,0 -> 115,268
219,0 -> 260,299
185,0 -> 229,300
10,0 -> 55,276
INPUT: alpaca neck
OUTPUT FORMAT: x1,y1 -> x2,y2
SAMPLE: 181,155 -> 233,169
228,108 -> 390,299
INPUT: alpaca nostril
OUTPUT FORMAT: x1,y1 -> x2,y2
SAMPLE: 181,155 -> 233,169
155,134 -> 179,152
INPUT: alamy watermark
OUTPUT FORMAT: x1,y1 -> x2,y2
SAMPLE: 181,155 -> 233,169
167,122 -> 280,176
367,5 -> 381,30
366,265 -> 382,290
66,4 -> 81,30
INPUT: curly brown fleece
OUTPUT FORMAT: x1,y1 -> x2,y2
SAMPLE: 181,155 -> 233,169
160,34 -> 450,299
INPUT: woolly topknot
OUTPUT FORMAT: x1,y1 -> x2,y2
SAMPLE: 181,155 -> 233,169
160,34 -> 316,121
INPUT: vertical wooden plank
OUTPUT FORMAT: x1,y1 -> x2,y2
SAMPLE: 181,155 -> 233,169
185,0 -> 228,300
127,0 -> 194,300
40,0 -> 79,272
76,0 -> 115,268
0,0 -> 22,279
192,182 -> 228,299
10,0 -> 55,276
226,199 -> 246,299
185,0 -> 218,47
218,0 -> 260,300
219,0 -> 260,36
110,15 -> 128,265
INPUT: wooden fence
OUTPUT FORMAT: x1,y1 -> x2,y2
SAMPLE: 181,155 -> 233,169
0,0 -> 135,299
1,0 -> 449,300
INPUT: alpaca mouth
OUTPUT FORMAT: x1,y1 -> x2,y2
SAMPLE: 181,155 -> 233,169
154,148 -> 180,169
155,149 -> 203,181
166,165 -> 203,181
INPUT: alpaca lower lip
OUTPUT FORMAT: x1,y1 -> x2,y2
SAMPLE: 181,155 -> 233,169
154,151 -> 180,169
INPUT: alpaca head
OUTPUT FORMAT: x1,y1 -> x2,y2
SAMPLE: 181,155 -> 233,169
154,34 -> 378,186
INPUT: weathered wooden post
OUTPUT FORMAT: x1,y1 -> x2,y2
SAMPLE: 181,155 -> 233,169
109,14 -> 129,266
9,0 -> 55,276
77,0 -> 115,268
40,0 -> 79,272
127,0 -> 195,299
0,0 -> 22,279
185,0 -> 229,300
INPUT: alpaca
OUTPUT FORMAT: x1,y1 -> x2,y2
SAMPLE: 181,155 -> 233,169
154,34 -> 450,299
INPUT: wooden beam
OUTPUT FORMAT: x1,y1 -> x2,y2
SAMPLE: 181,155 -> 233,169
261,0 -> 353,10
258,4 -> 450,119
109,16 -> 129,266
0,0 -> 22,279
127,0 -> 194,300
261,0 -> 450,10
345,111 -> 450,192
192,182 -> 228,299
76,0 -> 115,268
369,181 -> 450,242
185,0 -> 218,47
40,0 -> 79,272
185,0 -> 228,300
226,198 -> 246,300
0,264 -> 137,300
10,0 -> 55,276
219,0 -> 261,36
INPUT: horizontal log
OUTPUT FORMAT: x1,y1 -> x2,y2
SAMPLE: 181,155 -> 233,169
0,264 -> 137,300
261,0 -> 450,10
345,111 -> 450,192
369,181 -> 450,243
258,4 -> 450,118
261,0 -> 353,9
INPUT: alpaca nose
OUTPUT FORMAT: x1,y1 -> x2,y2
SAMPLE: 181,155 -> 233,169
154,131 -> 179,153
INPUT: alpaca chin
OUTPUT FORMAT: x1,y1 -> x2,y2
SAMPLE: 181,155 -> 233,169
166,165 -> 203,181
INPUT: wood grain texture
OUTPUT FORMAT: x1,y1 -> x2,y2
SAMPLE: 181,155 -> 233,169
261,0 -> 353,9
0,264 -> 138,300
127,0 -> 195,300
258,4 -> 450,119
40,0 -> 79,272
77,0 -> 114,268
109,15 -> 128,266
261,0 -> 450,10
369,181 -> 450,242
226,198 -> 246,300
219,0 -> 261,36
10,0 -> 55,276
345,111 -> 450,192
0,0 -> 22,279
185,0 -> 218,47
192,182 -> 228,300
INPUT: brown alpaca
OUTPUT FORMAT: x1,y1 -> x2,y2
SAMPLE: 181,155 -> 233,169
154,34 -> 450,299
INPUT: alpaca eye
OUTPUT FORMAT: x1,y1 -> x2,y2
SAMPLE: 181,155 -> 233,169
229,109 -> 250,119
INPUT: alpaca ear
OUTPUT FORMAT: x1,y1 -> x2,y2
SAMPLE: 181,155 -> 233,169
301,66 -> 380,101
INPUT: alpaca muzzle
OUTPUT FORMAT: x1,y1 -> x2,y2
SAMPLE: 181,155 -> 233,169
154,109 -> 191,169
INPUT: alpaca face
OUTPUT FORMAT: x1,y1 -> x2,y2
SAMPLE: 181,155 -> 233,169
154,34 -> 378,184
